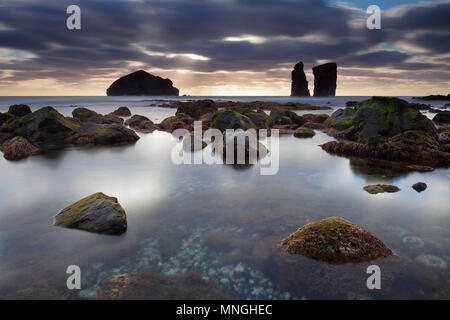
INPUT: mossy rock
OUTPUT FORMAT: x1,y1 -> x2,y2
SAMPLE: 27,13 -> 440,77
1,136 -> 39,161
267,109 -> 305,127
8,104 -> 31,117
176,100 -> 217,119
72,107 -> 104,124
71,123 -> 140,146
159,113 -> 194,132
282,217 -> 393,264
211,110 -> 257,132
55,192 -> 127,235
294,128 -> 315,138
303,113 -> 329,123
363,184 -> 400,194
245,110 -> 269,129
112,106 -> 132,117
0,112 -> 14,126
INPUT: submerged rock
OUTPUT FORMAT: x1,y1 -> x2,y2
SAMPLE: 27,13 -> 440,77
267,109 -> 305,127
412,182 -> 427,192
313,62 -> 337,97
402,236 -> 424,249
407,165 -> 435,172
363,184 -> 400,194
107,70 -> 179,96
1,137 -> 39,161
8,104 -> 31,117
293,128 -> 315,138
55,192 -> 127,235
282,217 -> 393,264
98,272 -> 230,300
291,62 -> 310,97
416,255 -> 448,270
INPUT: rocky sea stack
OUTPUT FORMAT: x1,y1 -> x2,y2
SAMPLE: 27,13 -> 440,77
291,62 -> 310,96
282,217 -> 393,264
313,62 -> 337,97
55,192 -> 127,235
107,70 -> 179,96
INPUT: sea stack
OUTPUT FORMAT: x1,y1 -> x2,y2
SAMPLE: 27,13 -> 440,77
313,62 -> 337,97
107,70 -> 179,96
291,62 -> 310,96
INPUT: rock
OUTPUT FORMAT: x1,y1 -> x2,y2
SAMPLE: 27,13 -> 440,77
0,112 -> 14,126
313,62 -> 337,97
402,236 -> 424,249
413,94 -> 450,101
103,114 -> 124,124
125,115 -> 150,127
1,137 -> 39,161
437,126 -> 450,144
412,182 -> 427,192
112,106 -> 131,117
323,108 -> 355,131
433,111 -> 450,124
416,255 -> 448,270
244,110 -> 269,129
346,101 -> 360,107
294,128 -> 315,138
98,272 -> 230,300
222,131 -> 269,165
212,110 -> 257,132
363,184 -> 400,194
0,132 -> 15,145
124,115 -> 157,133
106,70 -> 179,96
281,217 -> 393,264
303,122 -> 326,130
291,62 -> 310,96
72,107 -> 104,124
159,113 -> 195,132
302,114 -> 329,124
69,123 -> 140,146
267,109 -> 305,127
54,192 -> 127,235
8,104 -> 31,117
175,100 -> 217,119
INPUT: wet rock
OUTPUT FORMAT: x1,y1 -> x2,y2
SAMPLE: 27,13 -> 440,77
313,62 -> 337,97
407,165 -> 435,172
244,110 -> 269,129
0,112 -> 14,126
98,272 -> 230,300
302,114 -> 329,124
413,94 -> 450,101
183,136 -> 207,152
412,182 -> 427,192
433,111 -> 450,124
267,109 -> 305,127
416,255 -> 448,270
212,110 -> 257,132
112,106 -> 131,117
69,122 -> 140,146
8,104 -> 31,117
159,113 -> 195,133
282,217 -> 393,264
221,131 -> 269,165
363,184 -> 400,194
1,136 -> 39,161
176,100 -> 217,119
437,126 -> 450,144
125,115 -> 158,133
55,192 -> 127,235
103,114 -> 124,124
0,132 -> 15,145
346,101 -> 360,107
72,107 -> 104,124
294,128 -> 315,138
106,70 -> 179,96
291,62 -> 310,97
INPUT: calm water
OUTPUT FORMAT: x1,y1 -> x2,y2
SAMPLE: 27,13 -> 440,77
0,96 -> 449,299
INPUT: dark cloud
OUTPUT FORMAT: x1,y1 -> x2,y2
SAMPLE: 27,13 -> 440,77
0,0 -> 448,92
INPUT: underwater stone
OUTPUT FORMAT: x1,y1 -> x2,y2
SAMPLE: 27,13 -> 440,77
363,184 -> 400,194
412,182 -> 427,192
416,255 -> 448,270
402,236 -> 424,249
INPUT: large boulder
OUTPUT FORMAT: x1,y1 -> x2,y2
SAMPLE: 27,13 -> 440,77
244,110 -> 269,129
0,112 -> 13,126
112,106 -> 131,117
72,107 -> 104,124
8,104 -> 31,117
291,62 -> 310,96
211,110 -> 257,132
159,113 -> 195,132
1,137 -> 39,161
125,115 -> 158,133
313,62 -> 337,97
69,123 -> 140,146
175,100 -> 217,119
54,192 -> 127,235
107,70 -> 179,96
282,217 -> 393,264
433,111 -> 450,124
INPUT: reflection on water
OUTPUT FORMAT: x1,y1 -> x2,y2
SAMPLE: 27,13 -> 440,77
0,99 -> 449,299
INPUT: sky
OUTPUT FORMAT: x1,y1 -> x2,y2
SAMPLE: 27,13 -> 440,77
0,0 -> 449,96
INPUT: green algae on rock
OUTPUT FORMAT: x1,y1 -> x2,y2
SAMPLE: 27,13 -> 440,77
55,192 -> 127,235
212,110 -> 257,132
1,136 -> 39,161
363,184 -> 400,194
281,217 -> 393,264
8,104 -> 32,117
112,106 -> 132,117
293,128 -> 315,138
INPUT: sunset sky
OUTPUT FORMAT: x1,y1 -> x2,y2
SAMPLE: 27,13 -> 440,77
0,0 -> 449,96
